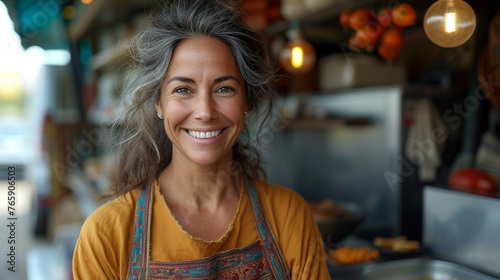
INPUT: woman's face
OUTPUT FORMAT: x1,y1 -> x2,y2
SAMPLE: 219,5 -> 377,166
156,37 -> 248,167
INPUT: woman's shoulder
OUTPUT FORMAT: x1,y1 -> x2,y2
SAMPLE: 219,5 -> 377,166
74,188 -> 141,279
253,179 -> 309,214
250,179 -> 329,279
79,188 -> 141,238
250,178 -> 316,242
251,178 -> 308,208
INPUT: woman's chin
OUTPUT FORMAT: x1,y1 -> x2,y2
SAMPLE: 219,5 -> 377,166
187,153 -> 232,168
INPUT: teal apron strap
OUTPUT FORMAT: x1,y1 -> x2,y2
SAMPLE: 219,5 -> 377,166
246,177 -> 291,280
126,178 -> 155,280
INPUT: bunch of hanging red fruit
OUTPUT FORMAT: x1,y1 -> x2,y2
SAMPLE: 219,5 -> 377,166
340,3 -> 417,62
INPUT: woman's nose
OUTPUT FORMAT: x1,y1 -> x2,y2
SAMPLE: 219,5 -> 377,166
193,93 -> 217,121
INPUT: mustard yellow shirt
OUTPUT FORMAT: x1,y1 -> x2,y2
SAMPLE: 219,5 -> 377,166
73,178 -> 331,279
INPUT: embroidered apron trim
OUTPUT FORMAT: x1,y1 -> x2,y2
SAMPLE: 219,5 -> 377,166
246,178 -> 290,280
127,177 -> 155,279
126,177 -> 290,280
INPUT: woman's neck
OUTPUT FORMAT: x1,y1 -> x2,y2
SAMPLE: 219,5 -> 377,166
157,157 -> 241,212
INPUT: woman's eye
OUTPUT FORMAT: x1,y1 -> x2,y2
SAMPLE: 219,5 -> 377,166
217,87 -> 234,94
174,88 -> 190,94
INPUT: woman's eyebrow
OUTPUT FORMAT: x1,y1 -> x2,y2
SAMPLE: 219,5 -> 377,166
166,76 -> 195,84
166,75 -> 239,84
214,75 -> 239,83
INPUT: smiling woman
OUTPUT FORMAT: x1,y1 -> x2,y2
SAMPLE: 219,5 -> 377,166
72,0 -> 330,279
156,37 -> 248,168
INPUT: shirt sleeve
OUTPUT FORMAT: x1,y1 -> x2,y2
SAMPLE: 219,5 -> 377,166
72,196 -> 135,280
284,192 -> 331,280
258,182 -> 331,280
73,235 -> 117,279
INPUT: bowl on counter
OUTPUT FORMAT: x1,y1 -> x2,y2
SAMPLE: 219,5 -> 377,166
308,199 -> 365,244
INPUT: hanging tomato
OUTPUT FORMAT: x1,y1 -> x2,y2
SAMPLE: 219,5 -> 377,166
349,8 -> 373,30
354,22 -> 384,52
341,3 -> 417,62
378,44 -> 402,63
377,8 -> 392,29
340,8 -> 352,28
381,28 -> 404,49
392,3 -> 417,28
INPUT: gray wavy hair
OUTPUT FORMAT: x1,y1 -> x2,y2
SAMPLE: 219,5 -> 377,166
110,0 -> 278,195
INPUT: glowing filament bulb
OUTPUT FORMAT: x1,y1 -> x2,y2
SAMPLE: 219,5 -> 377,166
291,47 -> 303,68
445,12 -> 456,33
279,35 -> 316,74
423,0 -> 476,48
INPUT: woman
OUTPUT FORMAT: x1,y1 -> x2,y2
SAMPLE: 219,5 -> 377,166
73,0 -> 330,279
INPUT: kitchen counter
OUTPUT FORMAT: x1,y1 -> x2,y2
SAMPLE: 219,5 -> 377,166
324,186 -> 500,280
328,255 -> 424,280
328,255 -> 500,280
325,236 -> 426,280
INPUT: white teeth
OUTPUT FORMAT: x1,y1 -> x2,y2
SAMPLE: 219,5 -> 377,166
188,130 -> 222,139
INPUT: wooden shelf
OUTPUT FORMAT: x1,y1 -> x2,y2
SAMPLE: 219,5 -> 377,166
77,0 -> 384,71
280,117 -> 372,129
91,36 -> 133,71
264,0 -> 382,36
66,0 -> 154,41
68,0 -> 382,40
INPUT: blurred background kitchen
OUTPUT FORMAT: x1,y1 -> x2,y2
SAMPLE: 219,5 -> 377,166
1,0 -> 500,279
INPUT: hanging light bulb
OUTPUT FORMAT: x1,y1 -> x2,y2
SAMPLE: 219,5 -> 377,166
423,0 -> 476,48
279,22 -> 316,74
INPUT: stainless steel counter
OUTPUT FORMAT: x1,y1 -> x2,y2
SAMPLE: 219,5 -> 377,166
329,256 -> 500,280
363,257 -> 499,280
424,187 -> 500,278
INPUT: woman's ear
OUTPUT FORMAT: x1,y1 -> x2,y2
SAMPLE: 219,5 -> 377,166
155,94 -> 163,114
155,100 -> 164,119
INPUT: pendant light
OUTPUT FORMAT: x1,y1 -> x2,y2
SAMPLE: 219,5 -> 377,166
279,21 -> 316,74
423,0 -> 476,48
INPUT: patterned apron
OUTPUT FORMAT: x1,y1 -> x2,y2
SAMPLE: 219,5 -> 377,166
126,177 -> 291,279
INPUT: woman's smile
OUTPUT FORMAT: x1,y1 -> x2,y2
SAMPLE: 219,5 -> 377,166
186,128 -> 224,139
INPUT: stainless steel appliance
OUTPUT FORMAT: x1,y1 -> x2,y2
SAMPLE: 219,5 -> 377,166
260,86 -> 403,241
